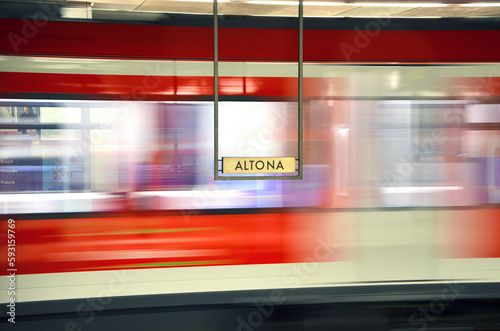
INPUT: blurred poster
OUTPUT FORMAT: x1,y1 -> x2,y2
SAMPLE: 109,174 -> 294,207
42,147 -> 83,191
0,143 -> 41,192
0,129 -> 23,140
17,106 -> 40,123
41,129 -> 81,140
0,129 -> 40,141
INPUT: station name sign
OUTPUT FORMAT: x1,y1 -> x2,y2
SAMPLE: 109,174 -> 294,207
222,157 -> 296,174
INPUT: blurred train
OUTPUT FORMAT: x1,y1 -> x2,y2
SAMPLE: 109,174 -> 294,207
0,8 -> 500,326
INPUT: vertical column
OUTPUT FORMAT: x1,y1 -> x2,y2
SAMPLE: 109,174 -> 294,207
298,0 -> 303,179
214,0 -> 219,180
214,0 -> 303,179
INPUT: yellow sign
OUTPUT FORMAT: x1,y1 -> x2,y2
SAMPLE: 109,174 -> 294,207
222,157 -> 296,174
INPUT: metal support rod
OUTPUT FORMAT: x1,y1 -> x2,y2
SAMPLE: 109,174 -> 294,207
214,0 -> 219,180
298,0 -> 303,179
214,0 -> 303,180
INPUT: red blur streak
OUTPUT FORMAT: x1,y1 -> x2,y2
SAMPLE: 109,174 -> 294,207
221,77 -> 298,96
0,72 -> 212,99
0,213 -> 342,275
0,20 -> 297,61
0,72 -> 363,99
219,28 -> 298,61
304,30 -> 500,62
442,209 -> 500,259
449,77 -> 500,97
2,19 -> 500,62
0,72 -> 301,98
0,19 -> 214,60
3,73 -> 500,99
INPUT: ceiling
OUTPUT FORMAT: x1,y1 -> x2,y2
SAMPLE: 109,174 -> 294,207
82,0 -> 500,17
2,0 -> 500,18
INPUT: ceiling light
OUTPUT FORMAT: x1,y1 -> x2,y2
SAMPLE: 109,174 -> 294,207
237,1 -> 449,6
460,2 -> 500,6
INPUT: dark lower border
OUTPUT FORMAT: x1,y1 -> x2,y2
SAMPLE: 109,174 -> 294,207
13,281 -> 500,316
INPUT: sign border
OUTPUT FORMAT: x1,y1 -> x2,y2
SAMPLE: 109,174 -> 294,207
213,0 -> 303,180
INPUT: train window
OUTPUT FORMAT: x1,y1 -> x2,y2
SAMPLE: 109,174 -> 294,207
334,100 -> 488,208
462,104 -> 500,204
2,98 -> 497,210
0,102 -> 160,194
0,104 -> 87,192
133,102 -> 212,191
218,102 -> 298,158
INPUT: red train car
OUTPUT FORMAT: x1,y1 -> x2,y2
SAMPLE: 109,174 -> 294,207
0,8 -> 500,327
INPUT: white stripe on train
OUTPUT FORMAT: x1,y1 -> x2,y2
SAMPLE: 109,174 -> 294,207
1,55 -> 500,78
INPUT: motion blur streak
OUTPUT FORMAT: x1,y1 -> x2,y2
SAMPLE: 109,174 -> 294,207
0,14 -> 499,331
0,214 -> 341,275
